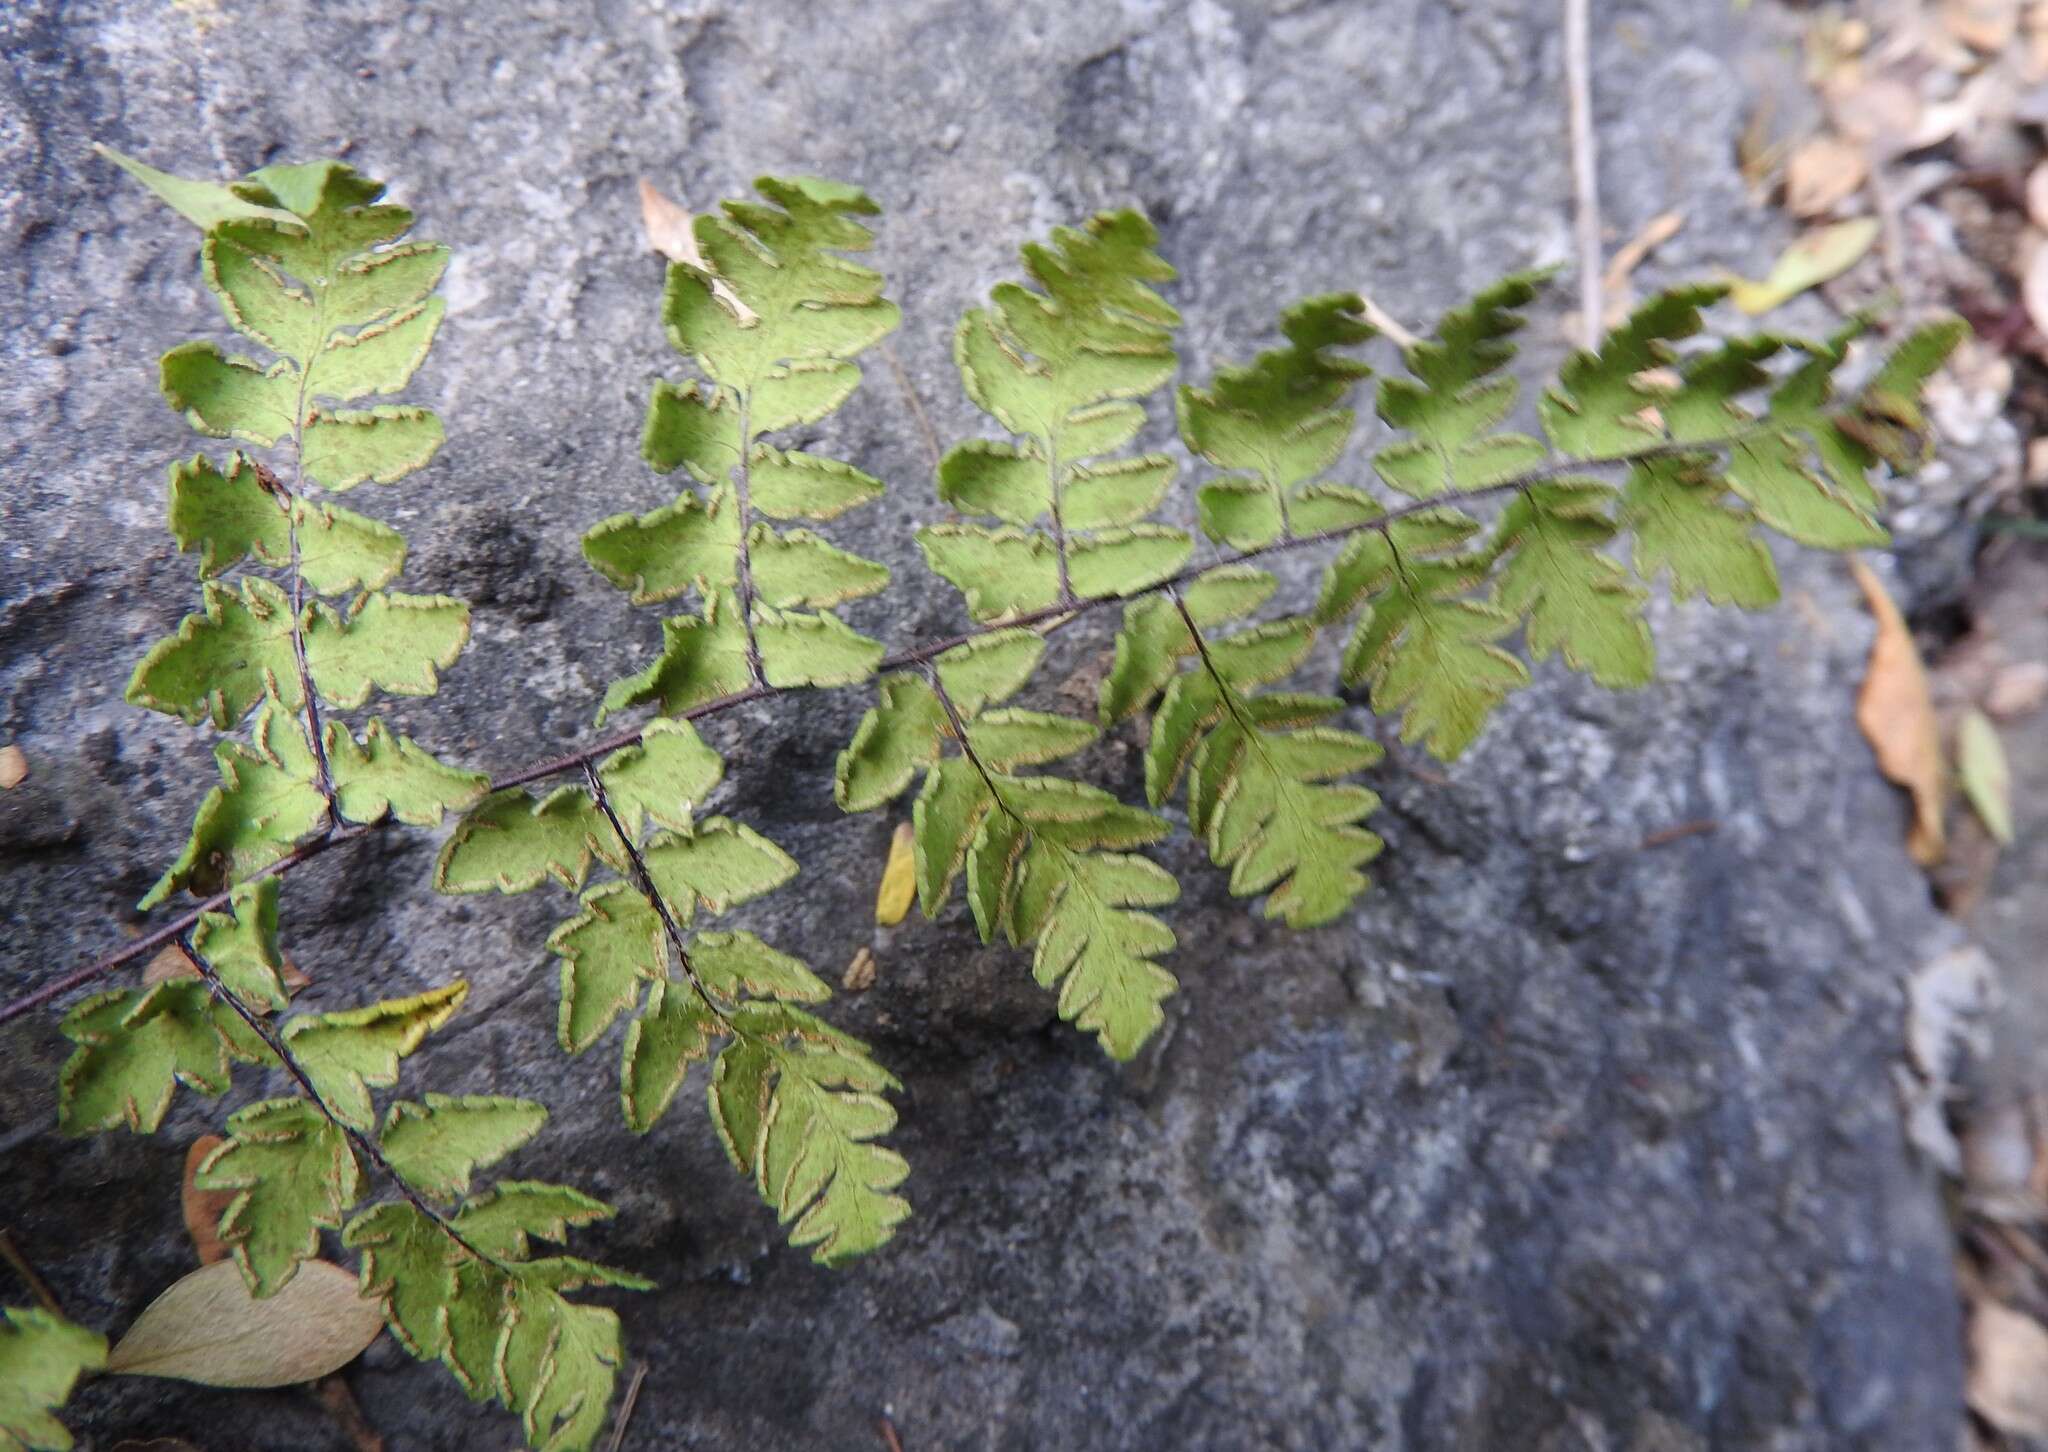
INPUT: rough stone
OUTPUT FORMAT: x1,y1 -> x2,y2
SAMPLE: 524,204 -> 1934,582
0,0 -> 1975,1447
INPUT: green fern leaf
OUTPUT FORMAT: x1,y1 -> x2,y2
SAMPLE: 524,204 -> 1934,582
196,1096 -> 362,1295
1541,284 -> 1722,457
280,981 -> 469,1131
968,710 -> 1100,770
328,719 -> 488,827
126,577 -> 301,728
1180,293 -> 1373,543
299,407 -> 446,490
996,834 -> 1178,1060
1338,552 -> 1529,760
599,177 -> 897,714
129,581 -> 469,727
302,590 -> 471,707
1376,272 -> 1548,497
57,980 -> 263,1135
378,1094 -> 549,1201
0,1305 -> 107,1452
691,930 -> 831,1003
167,453 -> 406,594
1312,509 -> 1484,625
1491,481 -> 1655,688
937,209 -> 1185,616
1143,620 -> 1385,928
189,879 -> 289,1010
744,446 -> 884,520
711,1004 -> 910,1265
98,143 -> 303,232
1621,454 -> 1780,607
753,605 -> 885,688
549,883 -> 665,1054
342,1201 -> 462,1362
435,788 -> 620,896
912,755 -> 992,916
619,979 -> 719,1133
595,720 -> 724,838
142,697 -> 326,907
748,526 -> 891,609
595,598 -> 753,724
835,675 -> 947,812
581,489 -> 741,607
496,1269 -> 638,1452
915,525 -> 1063,622
1100,566 -> 1278,725
114,152 -> 449,490
640,817 -> 798,917
1849,316 -> 1969,465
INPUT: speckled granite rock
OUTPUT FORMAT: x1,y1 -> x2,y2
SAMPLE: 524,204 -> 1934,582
0,0 -> 1979,1447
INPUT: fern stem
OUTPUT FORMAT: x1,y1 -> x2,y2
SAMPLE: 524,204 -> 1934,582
14,437 -> 1767,1027
173,936 -> 506,1271
1044,433 -> 1076,606
730,399 -> 769,687
260,458 -> 335,813
0,822 -> 379,1028
579,761 -> 738,1033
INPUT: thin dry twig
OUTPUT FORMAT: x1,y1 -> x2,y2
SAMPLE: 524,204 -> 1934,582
1358,295 -> 1420,351
0,1228 -> 63,1315
876,1414 -> 906,1452
1639,818 -> 1719,850
604,1360 -> 650,1452
882,341 -> 943,472
1565,0 -> 1603,350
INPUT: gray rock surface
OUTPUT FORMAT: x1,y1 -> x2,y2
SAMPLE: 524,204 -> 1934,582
0,0 -> 1979,1447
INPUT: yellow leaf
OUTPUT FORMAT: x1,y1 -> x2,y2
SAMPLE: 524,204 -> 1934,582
1851,559 -> 1945,865
107,1258 -> 383,1387
1729,219 -> 1880,315
1957,708 -> 2014,845
874,821 -> 915,927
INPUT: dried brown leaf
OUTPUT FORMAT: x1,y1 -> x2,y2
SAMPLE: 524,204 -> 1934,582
0,744 -> 25,789
1852,560 -> 1947,864
1785,136 -> 1869,218
1602,212 -> 1685,327
637,178 -> 757,325
637,177 -> 703,268
180,1135 -> 234,1267
141,944 -> 194,988
2024,245 -> 2048,339
1947,0 -> 2022,52
107,1258 -> 383,1388
842,946 -> 877,993
1969,1300 -> 2048,1436
1986,660 -> 2048,718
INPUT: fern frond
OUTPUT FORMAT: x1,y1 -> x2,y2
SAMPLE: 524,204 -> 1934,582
1179,292 -> 1375,546
589,177 -> 899,716
344,1177 -> 650,1452
925,209 -> 1188,622
1375,270 -> 1549,498
711,1004 -> 911,1263
1139,603 -> 1385,928
109,150 -> 467,740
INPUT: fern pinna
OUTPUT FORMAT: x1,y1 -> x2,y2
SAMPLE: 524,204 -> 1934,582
7,147 -> 1961,1452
